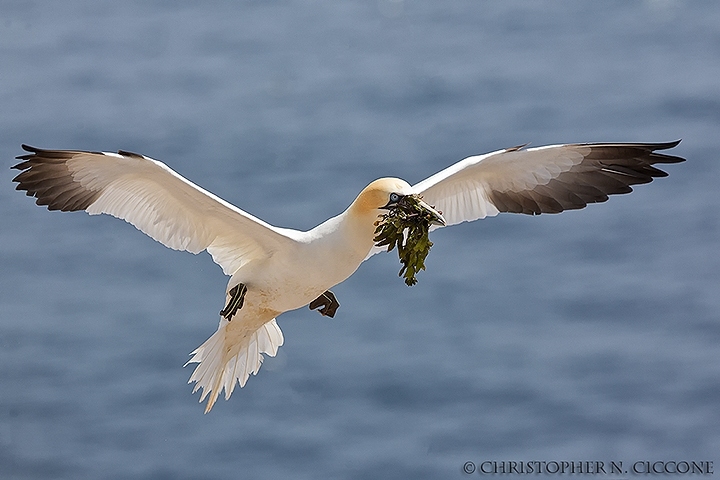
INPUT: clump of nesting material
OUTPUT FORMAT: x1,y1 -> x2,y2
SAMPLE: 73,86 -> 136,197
373,194 -> 439,286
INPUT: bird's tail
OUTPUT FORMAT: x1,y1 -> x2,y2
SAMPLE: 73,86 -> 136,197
185,317 -> 284,413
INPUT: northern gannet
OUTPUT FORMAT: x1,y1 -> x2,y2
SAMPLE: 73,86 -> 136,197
12,141 -> 684,411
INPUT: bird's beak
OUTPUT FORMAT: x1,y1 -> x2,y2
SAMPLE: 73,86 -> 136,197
380,194 -> 446,227
416,197 -> 446,227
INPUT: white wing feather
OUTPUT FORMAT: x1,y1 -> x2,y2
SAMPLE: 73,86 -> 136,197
412,142 -> 683,227
13,146 -> 299,275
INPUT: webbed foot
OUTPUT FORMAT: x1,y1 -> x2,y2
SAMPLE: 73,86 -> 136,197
220,283 -> 247,321
309,290 -> 340,318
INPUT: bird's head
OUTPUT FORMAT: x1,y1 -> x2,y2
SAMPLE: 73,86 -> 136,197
351,178 -> 445,227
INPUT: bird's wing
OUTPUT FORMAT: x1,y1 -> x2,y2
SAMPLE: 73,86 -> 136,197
412,141 -> 684,227
12,145 -> 299,275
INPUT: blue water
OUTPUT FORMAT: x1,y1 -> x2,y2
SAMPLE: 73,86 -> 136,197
2,1 -> 719,478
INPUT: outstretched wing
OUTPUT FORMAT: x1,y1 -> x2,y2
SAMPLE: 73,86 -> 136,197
12,145 -> 299,275
412,141 -> 685,227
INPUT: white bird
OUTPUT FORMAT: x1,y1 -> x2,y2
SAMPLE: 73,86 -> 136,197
12,141 -> 684,412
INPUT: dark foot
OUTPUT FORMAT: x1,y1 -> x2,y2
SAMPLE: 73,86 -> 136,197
220,283 -> 247,321
309,290 -> 340,318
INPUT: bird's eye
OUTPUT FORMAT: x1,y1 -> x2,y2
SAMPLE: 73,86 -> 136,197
389,193 -> 400,203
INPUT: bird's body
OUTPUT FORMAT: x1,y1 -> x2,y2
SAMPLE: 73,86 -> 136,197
12,141 -> 684,411
223,177 -> 413,314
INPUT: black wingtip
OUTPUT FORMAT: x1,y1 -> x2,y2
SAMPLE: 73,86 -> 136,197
117,150 -> 145,159
657,139 -> 682,150
16,144 -> 38,159
13,145 -> 37,168
650,140 -> 685,164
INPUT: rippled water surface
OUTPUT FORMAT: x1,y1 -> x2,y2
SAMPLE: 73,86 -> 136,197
1,1 -> 719,478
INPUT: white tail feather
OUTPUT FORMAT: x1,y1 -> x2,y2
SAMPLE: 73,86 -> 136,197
185,318 -> 284,413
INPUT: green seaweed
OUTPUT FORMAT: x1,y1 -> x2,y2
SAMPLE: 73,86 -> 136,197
373,194 -> 437,286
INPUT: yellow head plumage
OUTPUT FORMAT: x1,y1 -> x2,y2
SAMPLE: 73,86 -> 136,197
349,178 -> 412,216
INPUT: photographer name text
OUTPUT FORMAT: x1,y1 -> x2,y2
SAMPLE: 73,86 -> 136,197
462,461 -> 714,476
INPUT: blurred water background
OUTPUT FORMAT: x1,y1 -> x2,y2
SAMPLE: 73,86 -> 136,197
1,1 -> 719,478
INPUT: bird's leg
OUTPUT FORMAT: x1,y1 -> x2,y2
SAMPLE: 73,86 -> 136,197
308,290 -> 340,318
220,283 -> 247,321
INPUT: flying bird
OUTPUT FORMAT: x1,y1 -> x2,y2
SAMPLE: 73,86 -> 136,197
12,141 -> 684,411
